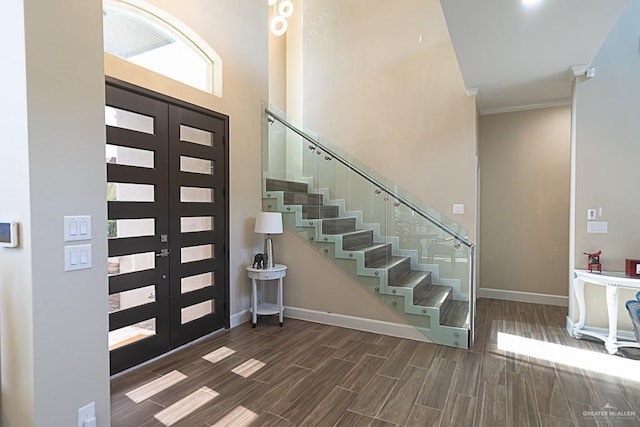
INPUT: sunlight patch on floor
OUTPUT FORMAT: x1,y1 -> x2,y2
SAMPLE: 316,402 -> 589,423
203,346 -> 236,364
126,370 -> 187,403
497,332 -> 640,381
210,406 -> 259,427
154,386 -> 219,426
231,358 -> 266,378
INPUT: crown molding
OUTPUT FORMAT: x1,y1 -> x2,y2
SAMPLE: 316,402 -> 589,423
569,64 -> 590,78
479,98 -> 571,116
466,87 -> 480,97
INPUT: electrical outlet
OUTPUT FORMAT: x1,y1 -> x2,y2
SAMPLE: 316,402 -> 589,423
78,402 -> 95,427
587,209 -> 597,220
452,204 -> 464,215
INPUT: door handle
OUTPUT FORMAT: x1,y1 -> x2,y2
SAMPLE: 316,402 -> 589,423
156,249 -> 170,258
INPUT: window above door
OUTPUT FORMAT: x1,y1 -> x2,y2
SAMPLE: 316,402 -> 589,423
103,0 -> 223,97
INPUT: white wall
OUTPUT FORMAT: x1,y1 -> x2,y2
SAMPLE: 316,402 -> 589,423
0,1 -> 35,424
1,0 -> 268,424
572,0 -> 640,327
0,0 -> 109,426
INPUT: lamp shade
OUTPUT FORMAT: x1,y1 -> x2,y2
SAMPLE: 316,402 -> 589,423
254,212 -> 283,234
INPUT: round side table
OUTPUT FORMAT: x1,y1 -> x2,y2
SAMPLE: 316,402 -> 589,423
246,264 -> 287,327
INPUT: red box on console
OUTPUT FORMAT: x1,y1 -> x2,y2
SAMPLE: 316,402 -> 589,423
626,259 -> 640,277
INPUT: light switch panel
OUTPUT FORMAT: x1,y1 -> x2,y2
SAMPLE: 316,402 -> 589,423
452,204 -> 464,215
65,244 -> 92,271
64,215 -> 92,241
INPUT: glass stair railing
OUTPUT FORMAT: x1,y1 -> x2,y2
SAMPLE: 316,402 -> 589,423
261,103 -> 476,349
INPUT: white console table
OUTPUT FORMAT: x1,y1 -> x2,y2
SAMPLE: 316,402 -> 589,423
573,269 -> 640,354
247,264 -> 286,328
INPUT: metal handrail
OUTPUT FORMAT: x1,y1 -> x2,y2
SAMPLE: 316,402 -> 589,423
266,106 -> 476,348
265,107 -> 474,248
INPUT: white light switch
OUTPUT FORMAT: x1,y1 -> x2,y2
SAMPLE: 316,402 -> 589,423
65,244 -> 92,271
64,215 -> 92,241
452,204 -> 464,215
587,221 -> 608,234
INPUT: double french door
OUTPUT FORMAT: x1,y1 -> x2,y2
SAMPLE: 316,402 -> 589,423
106,81 -> 228,374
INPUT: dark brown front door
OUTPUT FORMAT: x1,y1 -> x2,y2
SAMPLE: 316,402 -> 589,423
106,81 -> 228,374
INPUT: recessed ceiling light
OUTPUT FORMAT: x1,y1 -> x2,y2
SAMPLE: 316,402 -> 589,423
522,0 -> 541,5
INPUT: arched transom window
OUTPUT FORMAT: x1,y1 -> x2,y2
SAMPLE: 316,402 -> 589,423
103,0 -> 222,96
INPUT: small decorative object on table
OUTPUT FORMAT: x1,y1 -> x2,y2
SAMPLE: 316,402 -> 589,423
626,259 -> 640,277
584,250 -> 602,273
253,253 -> 266,269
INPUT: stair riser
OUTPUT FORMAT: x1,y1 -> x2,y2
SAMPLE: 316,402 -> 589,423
411,277 -> 434,302
323,218 -> 356,234
284,192 -> 323,205
266,178 -> 308,193
302,205 -> 339,219
342,230 -> 374,251
364,244 -> 392,267
388,258 -> 411,286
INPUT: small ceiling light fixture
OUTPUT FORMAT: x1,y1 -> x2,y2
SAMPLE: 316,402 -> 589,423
270,0 -> 294,36
522,0 -> 542,5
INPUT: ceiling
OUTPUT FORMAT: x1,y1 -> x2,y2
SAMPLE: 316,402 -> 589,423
440,0 -> 629,114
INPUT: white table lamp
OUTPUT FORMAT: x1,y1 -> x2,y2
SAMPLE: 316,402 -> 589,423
255,212 -> 283,269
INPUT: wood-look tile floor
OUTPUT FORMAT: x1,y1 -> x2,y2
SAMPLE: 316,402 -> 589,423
111,298 -> 640,426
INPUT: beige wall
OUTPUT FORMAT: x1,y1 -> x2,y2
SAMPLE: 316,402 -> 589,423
300,0 -> 477,238
279,230 -> 407,324
106,0 -> 269,316
479,107 -> 571,298
0,1 -> 109,425
572,0 -> 640,328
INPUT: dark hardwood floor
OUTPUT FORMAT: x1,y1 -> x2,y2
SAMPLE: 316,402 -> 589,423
111,298 -> 640,426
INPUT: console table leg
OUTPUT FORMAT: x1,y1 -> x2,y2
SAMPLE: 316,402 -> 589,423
252,278 -> 258,328
573,277 -> 587,336
605,284 -> 619,354
278,277 -> 283,326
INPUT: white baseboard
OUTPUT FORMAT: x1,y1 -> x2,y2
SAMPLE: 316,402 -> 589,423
230,309 -> 250,328
478,288 -> 568,306
284,306 -> 432,343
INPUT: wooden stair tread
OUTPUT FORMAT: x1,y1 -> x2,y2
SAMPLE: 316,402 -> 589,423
440,300 -> 469,328
413,285 -> 452,308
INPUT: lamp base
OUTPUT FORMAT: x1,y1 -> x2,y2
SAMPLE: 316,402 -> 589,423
264,237 -> 275,269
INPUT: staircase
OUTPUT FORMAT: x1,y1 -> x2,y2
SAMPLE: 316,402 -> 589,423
263,177 -> 471,348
